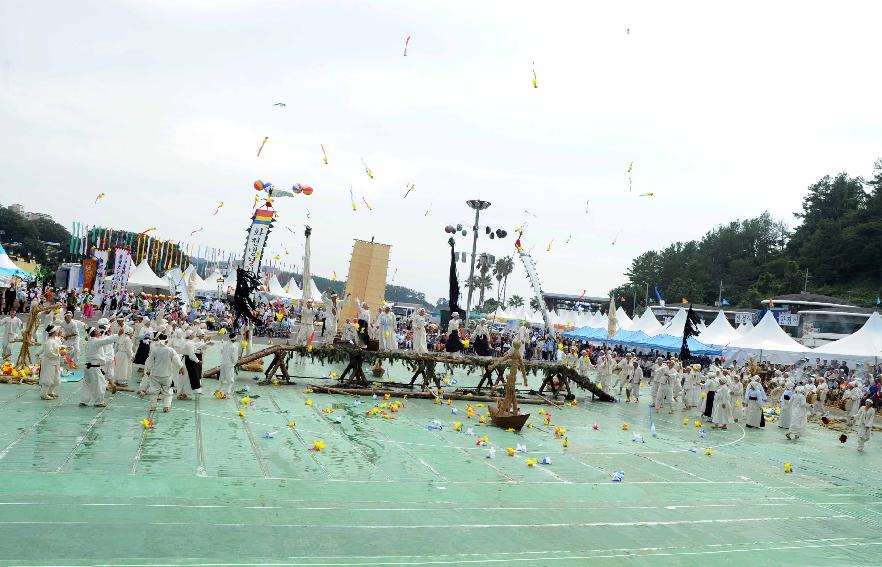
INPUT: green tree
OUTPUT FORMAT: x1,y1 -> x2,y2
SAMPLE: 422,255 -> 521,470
492,256 -> 515,304
529,297 -> 540,311
507,295 -> 524,308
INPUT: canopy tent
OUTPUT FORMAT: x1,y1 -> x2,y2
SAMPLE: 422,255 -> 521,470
266,274 -> 297,301
164,267 -> 183,282
182,265 -> 206,292
698,311 -> 742,347
284,277 -> 302,298
561,326 -> 722,356
126,260 -> 171,291
0,241 -> 31,281
199,270 -> 235,295
811,311 -> 882,364
724,311 -> 811,364
736,320 -> 754,335
661,307 -> 689,336
614,307 -> 634,331
630,308 -> 665,336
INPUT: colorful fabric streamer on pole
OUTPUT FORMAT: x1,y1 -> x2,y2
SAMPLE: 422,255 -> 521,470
94,193 -> 105,204
349,187 -> 357,211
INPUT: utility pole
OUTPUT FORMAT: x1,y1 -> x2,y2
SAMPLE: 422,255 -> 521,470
802,269 -> 810,294
464,200 -> 491,321
644,282 -> 649,315
718,280 -> 723,306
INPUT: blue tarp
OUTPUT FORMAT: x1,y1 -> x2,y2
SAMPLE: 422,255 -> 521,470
562,326 -> 721,356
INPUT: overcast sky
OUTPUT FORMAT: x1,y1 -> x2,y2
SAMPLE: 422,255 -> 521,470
1,1 -> 880,304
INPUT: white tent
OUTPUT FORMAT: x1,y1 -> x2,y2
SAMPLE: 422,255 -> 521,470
630,308 -> 665,336
183,265 -> 206,291
284,277 -> 302,297
811,311 -> 882,364
698,311 -> 742,347
724,311 -> 811,364
199,270 -> 235,295
735,320 -> 754,335
662,308 -> 689,336
615,306 -> 633,331
126,260 -> 171,290
267,274 -> 297,301
0,241 -> 30,285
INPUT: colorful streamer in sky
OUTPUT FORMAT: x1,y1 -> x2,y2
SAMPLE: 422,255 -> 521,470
532,61 -> 538,88
94,193 -> 105,204
362,196 -> 373,210
139,227 -> 157,235
362,158 -> 373,179
321,144 -> 328,165
612,230 -> 622,245
349,187 -> 357,211
213,202 -> 224,216
565,234 -> 572,244
391,267 -> 398,282
403,183 -> 415,198
403,35 -> 410,57
332,271 -> 337,282
257,136 -> 269,157
424,202 -> 432,216
639,192 -> 654,197
577,290 -> 586,301
546,240 -> 554,252
190,227 -> 203,236
628,161 -> 634,192
285,226 -> 296,235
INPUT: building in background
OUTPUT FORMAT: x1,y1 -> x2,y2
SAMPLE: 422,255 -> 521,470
8,203 -> 53,222
761,294 -> 874,347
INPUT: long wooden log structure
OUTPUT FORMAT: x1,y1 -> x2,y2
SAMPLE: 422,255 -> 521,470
202,343 -> 615,402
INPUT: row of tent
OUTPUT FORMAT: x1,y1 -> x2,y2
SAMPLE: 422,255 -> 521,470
94,260 -> 323,302
561,306 -> 882,366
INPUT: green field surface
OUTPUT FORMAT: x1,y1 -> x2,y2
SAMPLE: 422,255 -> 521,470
1,345 -> 880,566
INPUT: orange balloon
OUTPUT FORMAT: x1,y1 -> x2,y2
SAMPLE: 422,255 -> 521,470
302,186 -> 314,196
254,180 -> 264,191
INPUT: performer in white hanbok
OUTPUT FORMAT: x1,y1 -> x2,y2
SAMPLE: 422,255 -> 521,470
321,289 -> 345,340
80,327 -> 117,407
217,331 -> 239,398
744,377 -> 766,428
711,377 -> 731,430
297,299 -> 317,346
855,399 -> 876,452
682,366 -> 701,409
626,360 -> 642,403
141,332 -> 183,412
113,326 -> 134,386
0,309 -> 23,360
355,298 -> 372,347
785,386 -> 808,440
410,308 -> 429,354
39,325 -> 63,400
377,305 -> 398,351
59,312 -> 84,368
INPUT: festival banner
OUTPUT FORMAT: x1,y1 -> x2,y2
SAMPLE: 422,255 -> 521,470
110,247 -> 133,298
91,249 -> 110,305
82,258 -> 97,291
242,205 -> 275,273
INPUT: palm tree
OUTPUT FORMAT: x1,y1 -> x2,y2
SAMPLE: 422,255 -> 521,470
493,256 -> 515,304
529,297 -> 541,311
508,295 -> 524,308
476,254 -> 495,307
466,274 -> 494,308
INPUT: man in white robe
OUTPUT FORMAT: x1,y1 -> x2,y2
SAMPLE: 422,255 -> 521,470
39,325 -> 63,400
744,378 -> 766,428
855,399 -> 875,452
217,331 -> 239,398
141,332 -> 183,412
411,308 -> 429,354
785,386 -> 809,440
654,359 -> 677,414
377,306 -> 398,351
297,300 -> 317,346
59,312 -> 84,368
0,309 -> 23,360
711,377 -> 731,429
113,326 -> 134,386
626,360 -> 642,403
